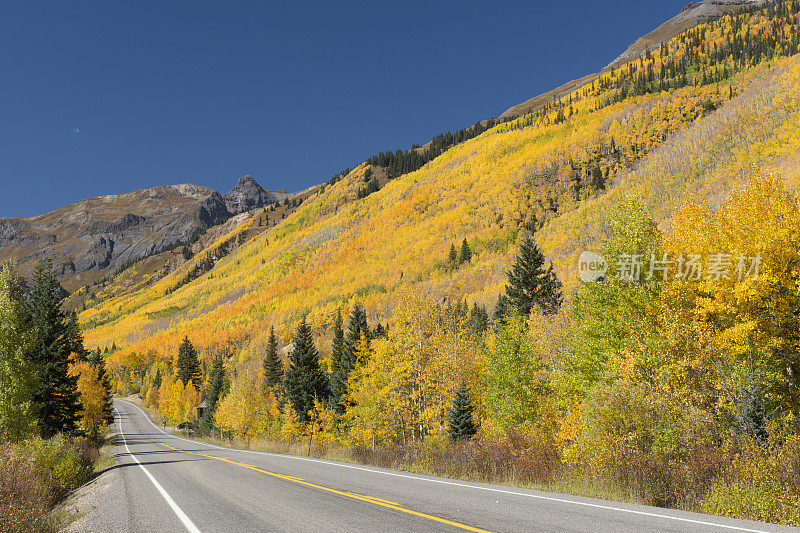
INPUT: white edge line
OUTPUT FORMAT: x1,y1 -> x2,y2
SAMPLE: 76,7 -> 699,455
117,399 -> 774,533
114,405 -> 202,533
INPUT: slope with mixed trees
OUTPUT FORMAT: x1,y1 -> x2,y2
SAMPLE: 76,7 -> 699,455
500,0 -> 769,119
68,1 -> 800,525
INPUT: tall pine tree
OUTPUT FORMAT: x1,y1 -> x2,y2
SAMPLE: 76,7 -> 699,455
283,317 -> 329,422
198,356 -> 225,436
91,349 -> 114,424
448,243 -> 458,268
262,326 -> 283,392
448,377 -> 479,440
459,238 -> 472,264
504,236 -> 562,316
177,337 -> 202,387
493,293 -> 510,324
468,303 -> 489,333
0,262 -> 38,442
26,261 -> 82,438
330,303 -> 371,411
328,310 -> 347,411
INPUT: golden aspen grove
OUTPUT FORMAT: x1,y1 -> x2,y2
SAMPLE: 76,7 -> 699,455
74,2 -> 800,525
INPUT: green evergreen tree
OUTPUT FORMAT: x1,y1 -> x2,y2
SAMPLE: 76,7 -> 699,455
468,303 -> 489,333
92,349 -> 115,424
176,336 -> 202,387
493,293 -> 510,324
328,310 -> 348,411
459,238 -> 472,264
591,165 -> 605,190
262,326 -> 283,392
343,303 -> 370,365
198,356 -> 225,436
373,323 -> 387,339
283,317 -> 329,422
87,347 -> 101,366
448,243 -> 458,268
448,377 -> 479,440
504,236 -> 562,316
152,367 -> 162,392
0,262 -> 38,442
26,261 -> 82,438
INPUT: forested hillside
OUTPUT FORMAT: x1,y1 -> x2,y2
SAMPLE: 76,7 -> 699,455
78,2 -> 800,524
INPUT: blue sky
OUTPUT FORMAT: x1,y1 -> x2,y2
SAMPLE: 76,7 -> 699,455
0,1 -> 689,218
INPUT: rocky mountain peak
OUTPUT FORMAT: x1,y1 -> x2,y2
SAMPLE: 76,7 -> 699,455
222,175 -> 278,214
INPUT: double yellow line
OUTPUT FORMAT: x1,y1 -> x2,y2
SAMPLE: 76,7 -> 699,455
128,414 -> 490,532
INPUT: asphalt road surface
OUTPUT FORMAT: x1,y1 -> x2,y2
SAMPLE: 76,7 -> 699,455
100,398 -> 796,533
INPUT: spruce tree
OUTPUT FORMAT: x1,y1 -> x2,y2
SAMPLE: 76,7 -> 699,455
262,326 -> 283,392
92,350 -> 115,424
448,377 -> 479,440
504,236 -> 562,316
468,303 -> 489,333
343,303 -> 370,366
448,243 -> 458,268
0,262 -> 38,442
26,261 -> 82,438
459,238 -> 472,264
88,347 -> 101,366
328,310 -> 348,411
591,165 -> 605,190
331,302 -> 371,409
198,356 -> 225,436
493,293 -> 510,324
283,317 -> 329,422
177,336 -> 202,387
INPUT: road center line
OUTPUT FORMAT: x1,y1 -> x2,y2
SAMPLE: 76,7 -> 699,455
114,406 -> 202,533
118,399 -> 773,533
125,408 -> 488,533
153,438 -> 488,533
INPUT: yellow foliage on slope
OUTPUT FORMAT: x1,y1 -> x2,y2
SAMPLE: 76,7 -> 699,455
84,53 -> 800,378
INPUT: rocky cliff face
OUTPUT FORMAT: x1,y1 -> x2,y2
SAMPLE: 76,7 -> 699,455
0,182 -> 240,292
222,175 -> 278,214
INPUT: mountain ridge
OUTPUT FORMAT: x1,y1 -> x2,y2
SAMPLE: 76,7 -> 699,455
500,0 -> 763,118
0,176 -> 283,292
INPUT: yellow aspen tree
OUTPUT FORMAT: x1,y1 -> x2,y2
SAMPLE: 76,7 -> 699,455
214,372 -> 266,441
69,361 -> 111,441
665,172 -> 800,430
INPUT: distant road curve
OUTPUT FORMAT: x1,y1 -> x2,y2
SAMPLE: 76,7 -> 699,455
95,398 -> 795,533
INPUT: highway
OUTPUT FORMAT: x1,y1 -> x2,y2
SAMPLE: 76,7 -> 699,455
98,398 -> 796,533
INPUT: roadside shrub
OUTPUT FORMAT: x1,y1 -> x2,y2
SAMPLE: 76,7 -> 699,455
701,436 -> 800,526
26,434 -> 94,498
0,444 -> 53,533
349,429 -> 561,485
568,378 -> 724,508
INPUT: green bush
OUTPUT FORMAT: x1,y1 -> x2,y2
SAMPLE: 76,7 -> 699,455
26,434 -> 94,498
